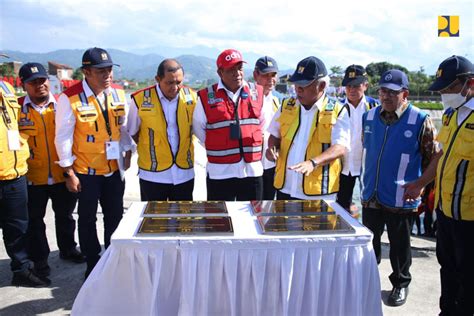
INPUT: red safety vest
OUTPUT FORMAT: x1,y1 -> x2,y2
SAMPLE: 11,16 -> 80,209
199,83 -> 263,164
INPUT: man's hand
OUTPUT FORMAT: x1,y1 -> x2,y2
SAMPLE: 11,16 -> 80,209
402,180 -> 424,203
123,150 -> 132,171
288,160 -> 316,176
265,146 -> 279,162
65,174 -> 81,193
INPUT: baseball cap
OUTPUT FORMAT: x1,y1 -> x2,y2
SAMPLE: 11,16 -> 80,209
82,47 -> 119,68
288,56 -> 327,87
428,55 -> 474,91
378,69 -> 409,91
19,62 -> 48,83
216,49 -> 246,69
342,64 -> 368,86
255,56 -> 279,74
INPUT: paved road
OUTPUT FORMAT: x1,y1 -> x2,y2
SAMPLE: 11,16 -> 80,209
0,148 -> 441,315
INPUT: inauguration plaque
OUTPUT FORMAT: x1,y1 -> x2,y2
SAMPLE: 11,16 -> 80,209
257,214 -> 354,235
250,200 -> 335,216
142,201 -> 228,217
136,216 -> 234,236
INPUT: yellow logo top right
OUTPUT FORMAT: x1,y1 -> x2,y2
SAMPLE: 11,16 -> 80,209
438,16 -> 459,37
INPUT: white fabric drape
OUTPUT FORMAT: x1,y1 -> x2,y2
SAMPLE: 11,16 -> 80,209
72,201 -> 382,316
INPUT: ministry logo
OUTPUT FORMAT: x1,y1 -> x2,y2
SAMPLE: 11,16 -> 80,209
438,16 -> 459,37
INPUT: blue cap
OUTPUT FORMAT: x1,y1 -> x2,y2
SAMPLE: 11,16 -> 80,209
255,56 -> 279,74
82,47 -> 119,68
428,55 -> 474,91
19,62 -> 48,83
289,56 -> 327,87
378,69 -> 409,91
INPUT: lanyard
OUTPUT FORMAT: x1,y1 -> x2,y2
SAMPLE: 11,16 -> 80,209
0,97 -> 13,129
96,93 -> 112,139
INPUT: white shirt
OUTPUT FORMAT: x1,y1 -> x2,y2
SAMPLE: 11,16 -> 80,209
456,98 -> 474,126
55,80 -> 134,170
262,91 -> 278,170
127,84 -> 194,185
341,96 -> 368,176
192,79 -> 264,180
268,93 -> 350,200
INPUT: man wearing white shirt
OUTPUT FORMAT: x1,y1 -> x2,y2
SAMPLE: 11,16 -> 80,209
267,56 -> 350,200
337,65 -> 378,212
55,47 -> 133,279
193,49 -> 264,201
18,63 -> 84,280
253,56 -> 280,200
128,59 -> 197,201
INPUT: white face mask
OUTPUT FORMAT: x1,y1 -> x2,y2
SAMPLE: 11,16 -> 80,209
441,81 -> 468,110
441,92 -> 467,110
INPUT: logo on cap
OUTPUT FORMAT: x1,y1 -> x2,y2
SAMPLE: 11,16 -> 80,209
436,69 -> 442,78
297,66 -> 305,74
438,16 -> 459,37
385,73 -> 393,81
349,71 -> 356,78
31,67 -> 38,73
267,61 -> 273,67
225,51 -> 241,61
101,53 -> 108,61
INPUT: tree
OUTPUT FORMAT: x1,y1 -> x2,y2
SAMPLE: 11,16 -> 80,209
72,67 -> 84,80
365,62 -> 410,95
0,63 -> 15,77
330,66 -> 344,87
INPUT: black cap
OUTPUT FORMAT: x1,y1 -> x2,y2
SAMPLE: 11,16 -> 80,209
428,55 -> 474,91
82,47 -> 119,68
379,69 -> 409,91
289,56 -> 327,87
255,56 -> 279,74
342,64 -> 368,86
19,62 -> 48,83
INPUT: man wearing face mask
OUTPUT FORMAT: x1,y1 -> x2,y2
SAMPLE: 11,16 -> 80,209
361,69 -> 439,306
408,56 -> 473,315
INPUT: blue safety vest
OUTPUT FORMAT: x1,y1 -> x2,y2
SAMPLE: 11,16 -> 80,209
361,104 -> 427,209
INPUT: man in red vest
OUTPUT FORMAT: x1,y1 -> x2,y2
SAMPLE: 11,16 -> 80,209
193,49 -> 264,201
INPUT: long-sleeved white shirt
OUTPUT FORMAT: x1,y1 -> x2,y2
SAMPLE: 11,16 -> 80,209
55,80 -> 134,170
261,91 -> 278,170
127,84 -> 194,185
268,93 -> 350,200
192,79 -> 265,180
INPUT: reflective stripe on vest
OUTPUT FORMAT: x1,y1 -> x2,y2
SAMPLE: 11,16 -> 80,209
206,118 -> 260,129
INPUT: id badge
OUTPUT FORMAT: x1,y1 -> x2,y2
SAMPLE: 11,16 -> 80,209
229,123 -> 241,140
105,141 -> 120,160
7,130 -> 21,151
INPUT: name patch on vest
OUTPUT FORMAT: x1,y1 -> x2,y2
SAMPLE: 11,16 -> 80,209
77,105 -> 96,112
465,123 -> 474,130
19,118 -> 34,126
208,98 -> 224,105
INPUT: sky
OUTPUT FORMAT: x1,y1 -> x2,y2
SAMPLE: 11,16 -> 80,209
0,0 -> 472,74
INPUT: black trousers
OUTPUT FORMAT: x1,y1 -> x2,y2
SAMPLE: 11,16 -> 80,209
336,173 -> 358,211
76,172 -> 124,267
262,167 -> 276,200
207,176 -> 263,201
27,183 -> 78,263
0,176 -> 30,272
139,178 -> 194,201
436,209 -> 474,316
276,190 -> 300,200
362,206 -> 414,288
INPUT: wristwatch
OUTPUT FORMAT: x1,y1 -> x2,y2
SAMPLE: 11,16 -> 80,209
310,159 -> 318,168
63,170 -> 74,178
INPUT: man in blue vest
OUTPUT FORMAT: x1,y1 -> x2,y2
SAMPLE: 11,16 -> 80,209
361,69 -> 439,306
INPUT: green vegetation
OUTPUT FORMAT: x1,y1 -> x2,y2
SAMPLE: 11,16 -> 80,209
412,102 -> 443,110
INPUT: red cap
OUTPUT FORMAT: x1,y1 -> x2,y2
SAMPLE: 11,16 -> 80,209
216,49 -> 246,69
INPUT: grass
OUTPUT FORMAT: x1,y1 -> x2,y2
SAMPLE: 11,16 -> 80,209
412,102 -> 443,110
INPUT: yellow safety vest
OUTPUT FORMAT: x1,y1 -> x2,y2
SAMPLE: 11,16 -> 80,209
0,81 -> 29,180
132,86 -> 196,171
18,98 -> 64,185
274,96 -> 343,195
272,95 -> 280,113
435,108 -> 474,220
64,82 -> 126,175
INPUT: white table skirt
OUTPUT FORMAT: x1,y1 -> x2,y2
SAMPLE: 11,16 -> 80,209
72,201 -> 382,316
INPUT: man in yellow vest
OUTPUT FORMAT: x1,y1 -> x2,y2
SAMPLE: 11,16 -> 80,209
127,59 -> 197,201
55,47 -> 133,278
0,79 -> 50,287
408,56 -> 474,315
266,56 -> 350,200
18,63 -> 84,280
253,56 -> 280,200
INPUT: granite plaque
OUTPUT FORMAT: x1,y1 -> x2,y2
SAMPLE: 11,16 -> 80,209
142,201 -> 228,217
257,214 -> 354,235
136,216 -> 234,236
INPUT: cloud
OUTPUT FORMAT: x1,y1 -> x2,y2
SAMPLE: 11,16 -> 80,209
1,0 -> 472,73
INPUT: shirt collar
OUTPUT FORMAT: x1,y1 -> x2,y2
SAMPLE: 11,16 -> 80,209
380,101 -> 409,118
344,95 -> 367,109
217,79 -> 247,97
155,83 -> 178,104
24,92 -> 56,112
461,97 -> 474,111
82,80 -> 112,99
298,92 -> 327,112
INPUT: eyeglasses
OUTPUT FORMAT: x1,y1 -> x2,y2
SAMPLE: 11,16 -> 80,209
377,88 -> 403,96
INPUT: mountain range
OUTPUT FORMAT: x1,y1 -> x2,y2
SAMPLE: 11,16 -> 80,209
2,48 -> 293,83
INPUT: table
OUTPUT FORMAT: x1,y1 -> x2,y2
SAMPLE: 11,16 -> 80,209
72,201 -> 382,316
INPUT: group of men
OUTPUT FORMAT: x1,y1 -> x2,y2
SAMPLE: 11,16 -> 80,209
0,47 -> 472,315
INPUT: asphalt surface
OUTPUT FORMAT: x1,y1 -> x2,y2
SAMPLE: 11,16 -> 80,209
0,149 -> 441,315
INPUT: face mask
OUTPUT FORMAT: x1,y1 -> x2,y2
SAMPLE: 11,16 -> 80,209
441,81 -> 468,110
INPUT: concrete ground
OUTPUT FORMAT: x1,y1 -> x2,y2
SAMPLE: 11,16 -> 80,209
0,149 -> 441,315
